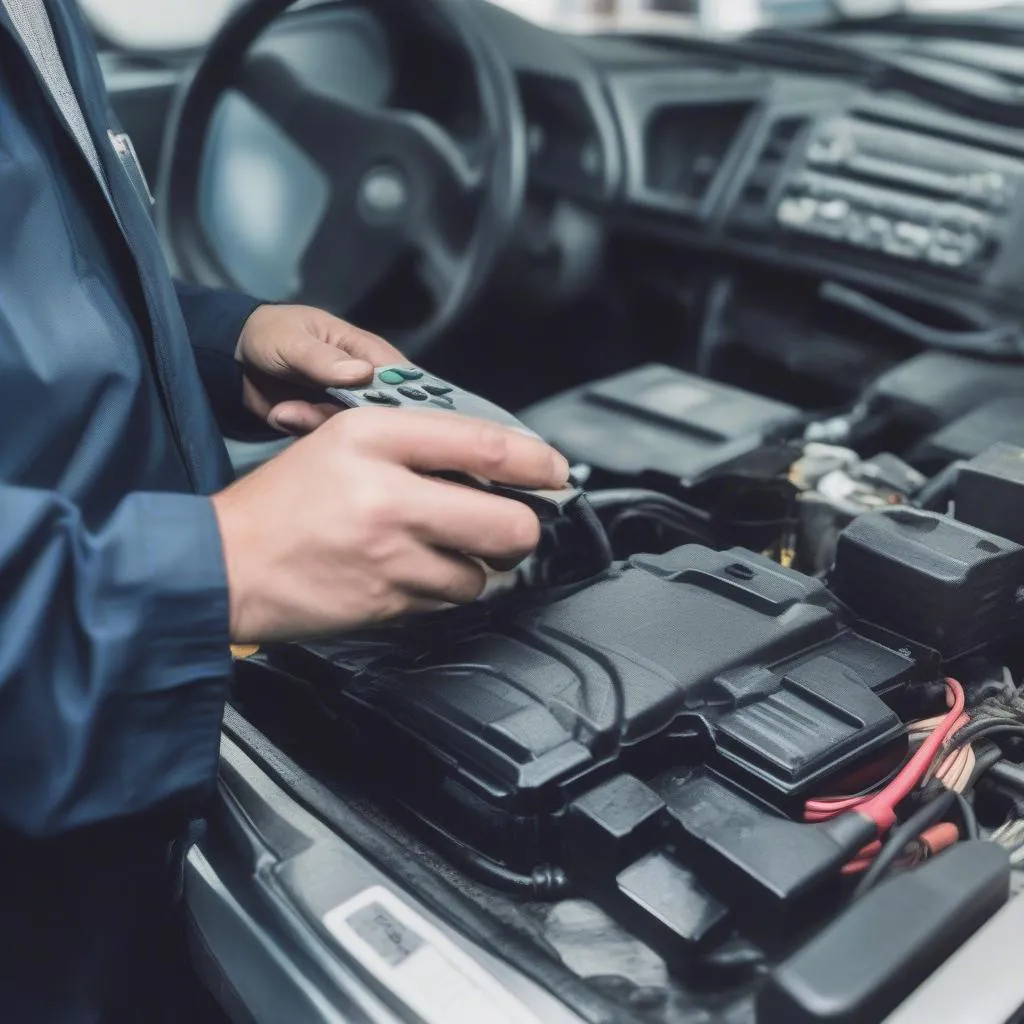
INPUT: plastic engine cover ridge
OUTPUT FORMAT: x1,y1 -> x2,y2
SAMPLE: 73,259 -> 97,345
285,544 -> 913,868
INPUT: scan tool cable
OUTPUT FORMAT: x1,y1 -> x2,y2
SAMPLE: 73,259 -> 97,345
567,493 -> 614,575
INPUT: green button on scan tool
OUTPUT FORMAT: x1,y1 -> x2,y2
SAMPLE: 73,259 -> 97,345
377,369 -> 406,385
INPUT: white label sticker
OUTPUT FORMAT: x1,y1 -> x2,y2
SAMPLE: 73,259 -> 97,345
322,887 -> 542,1024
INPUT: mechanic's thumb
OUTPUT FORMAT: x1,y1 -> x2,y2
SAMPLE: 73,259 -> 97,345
285,334 -> 374,388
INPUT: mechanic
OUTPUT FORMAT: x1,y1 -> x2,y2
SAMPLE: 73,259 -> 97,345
0,1 -> 570,1020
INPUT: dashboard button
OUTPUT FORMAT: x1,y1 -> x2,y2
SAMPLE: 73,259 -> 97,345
818,199 -> 850,221
845,215 -> 872,246
928,248 -> 963,266
806,134 -> 846,166
894,222 -> 932,251
777,196 -> 818,227
867,215 -> 891,237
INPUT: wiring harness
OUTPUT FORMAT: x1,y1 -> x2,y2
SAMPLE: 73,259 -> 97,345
801,668 -> 1024,894
804,678 -> 985,887
805,678 -> 966,831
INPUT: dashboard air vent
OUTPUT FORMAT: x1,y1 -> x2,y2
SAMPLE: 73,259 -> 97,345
735,116 -> 808,217
644,102 -> 753,205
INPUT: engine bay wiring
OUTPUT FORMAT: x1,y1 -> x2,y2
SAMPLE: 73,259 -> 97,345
798,672 -> 1024,884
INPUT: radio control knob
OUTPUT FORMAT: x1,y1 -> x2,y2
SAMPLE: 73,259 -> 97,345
846,213 -> 871,245
928,246 -> 967,267
807,134 -> 846,166
777,196 -> 818,227
867,215 -> 891,237
894,221 -> 932,251
818,198 -> 850,221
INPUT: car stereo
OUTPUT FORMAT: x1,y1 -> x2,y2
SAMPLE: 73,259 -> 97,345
773,115 -> 1024,276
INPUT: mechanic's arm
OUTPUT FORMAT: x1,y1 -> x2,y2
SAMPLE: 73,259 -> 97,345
0,485 -> 229,838
174,281 -> 406,438
1,411 -> 569,839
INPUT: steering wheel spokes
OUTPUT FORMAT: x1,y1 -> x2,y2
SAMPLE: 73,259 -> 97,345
232,53 -> 482,314
158,0 -> 526,357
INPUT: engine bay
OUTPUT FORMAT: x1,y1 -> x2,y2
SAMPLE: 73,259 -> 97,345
234,352 -> 1024,1024
187,7 -> 1024,1021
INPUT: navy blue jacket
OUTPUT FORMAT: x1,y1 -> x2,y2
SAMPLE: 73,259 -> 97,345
0,0 -> 261,838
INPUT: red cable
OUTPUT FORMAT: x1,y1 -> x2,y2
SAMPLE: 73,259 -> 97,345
804,678 -> 966,833
859,678 -> 964,832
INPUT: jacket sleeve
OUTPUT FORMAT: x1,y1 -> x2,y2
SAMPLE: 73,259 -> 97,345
174,280 -> 273,440
0,485 -> 232,838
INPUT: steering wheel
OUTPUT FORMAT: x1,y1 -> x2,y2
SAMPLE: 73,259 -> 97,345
157,0 -> 527,359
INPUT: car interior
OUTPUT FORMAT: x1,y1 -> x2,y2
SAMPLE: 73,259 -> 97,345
93,1 -> 1024,1021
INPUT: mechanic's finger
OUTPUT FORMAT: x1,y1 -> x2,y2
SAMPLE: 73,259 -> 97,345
321,316 -> 406,365
346,409 -> 570,490
267,400 -> 339,435
408,476 -> 543,565
394,546 -> 488,605
280,333 -> 374,388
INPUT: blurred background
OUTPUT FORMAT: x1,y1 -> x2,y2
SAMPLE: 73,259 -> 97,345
79,0 -> 1023,51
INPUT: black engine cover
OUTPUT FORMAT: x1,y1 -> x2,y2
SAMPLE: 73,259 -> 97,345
275,546 -> 914,869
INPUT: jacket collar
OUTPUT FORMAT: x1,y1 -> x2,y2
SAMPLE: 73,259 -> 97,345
0,0 -> 124,212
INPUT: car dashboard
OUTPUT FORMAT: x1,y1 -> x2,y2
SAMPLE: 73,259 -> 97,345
485,7 -> 1024,344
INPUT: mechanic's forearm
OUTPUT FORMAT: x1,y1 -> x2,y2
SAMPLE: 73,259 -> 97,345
0,485 -> 231,838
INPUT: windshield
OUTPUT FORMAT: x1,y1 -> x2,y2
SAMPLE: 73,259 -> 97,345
498,0 -> 1024,32
79,0 -> 1024,52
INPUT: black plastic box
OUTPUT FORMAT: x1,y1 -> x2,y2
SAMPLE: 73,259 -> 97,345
830,507 -> 1024,656
519,363 -> 801,485
955,442 -> 1024,547
865,353 -> 1024,436
912,398 -> 1024,472
758,842 -> 1010,1024
275,545 -> 912,869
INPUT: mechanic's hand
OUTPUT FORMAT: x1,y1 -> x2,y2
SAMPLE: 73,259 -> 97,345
211,407 -> 570,643
236,304 -> 406,435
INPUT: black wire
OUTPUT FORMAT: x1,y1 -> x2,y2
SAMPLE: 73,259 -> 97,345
405,814 -> 573,898
953,791 -> 979,842
567,494 -> 614,575
605,508 -> 716,549
586,489 -> 713,529
561,495 -> 627,756
968,743 -> 1004,788
852,787 -> 956,900
949,721 -> 1024,750
817,749 -> 914,802
586,489 -> 719,551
